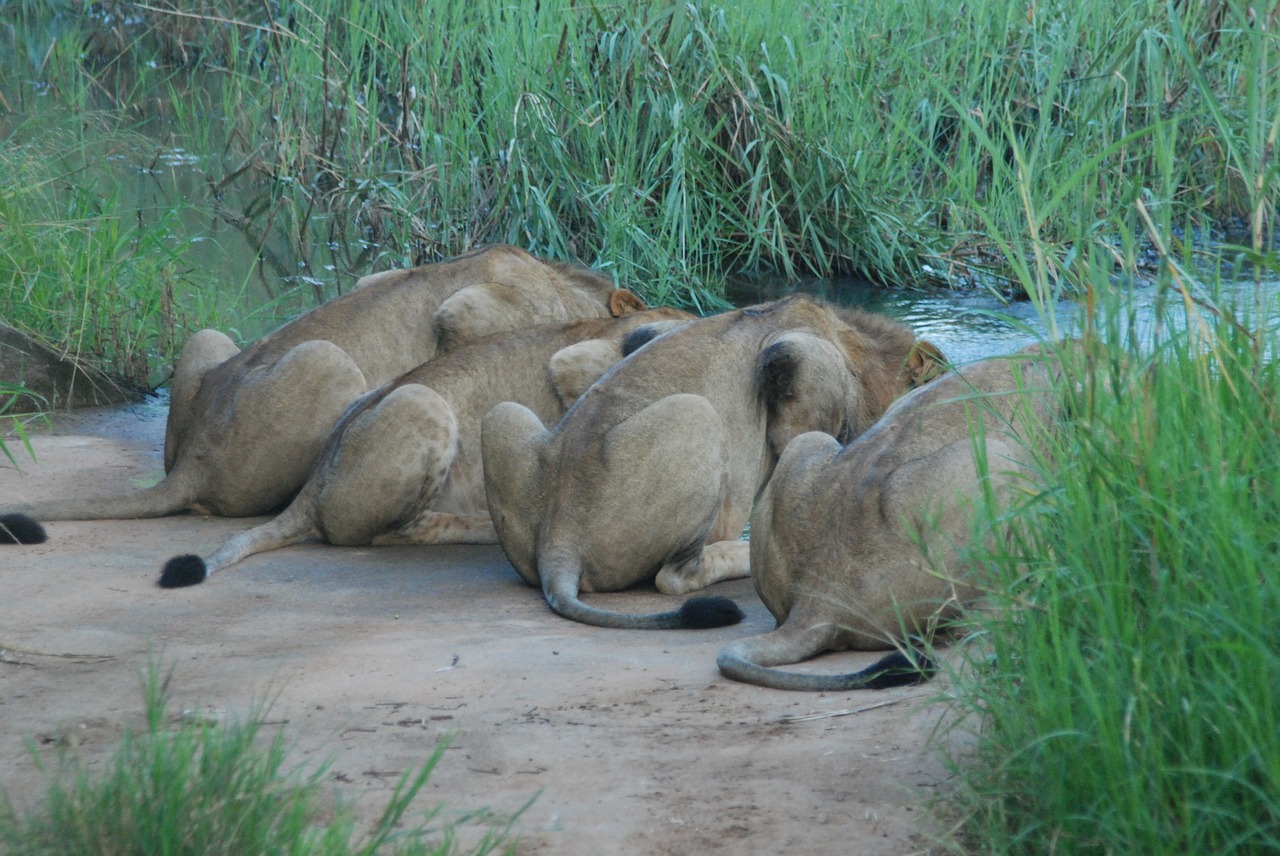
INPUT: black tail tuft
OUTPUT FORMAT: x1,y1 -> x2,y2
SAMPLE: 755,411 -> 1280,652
158,554 -> 208,588
0,513 -> 47,545
858,647 -> 937,690
678,595 -> 745,628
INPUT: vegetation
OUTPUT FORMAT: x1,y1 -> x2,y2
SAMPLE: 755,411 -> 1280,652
0,123 -> 232,389
935,0 -> 1280,845
0,663 -> 516,856
0,0 -> 1275,386
0,1 -> 1277,851
946,275 -> 1280,854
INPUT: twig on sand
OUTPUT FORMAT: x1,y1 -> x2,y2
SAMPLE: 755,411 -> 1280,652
780,694 -> 925,723
1,642 -> 114,666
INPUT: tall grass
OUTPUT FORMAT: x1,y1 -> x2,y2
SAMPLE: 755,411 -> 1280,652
5,0 -> 1274,312
949,286 -> 1280,854
938,0 -> 1280,849
0,118 -> 233,389
0,663 -> 516,855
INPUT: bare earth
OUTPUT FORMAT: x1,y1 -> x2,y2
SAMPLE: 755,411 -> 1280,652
0,399 -> 961,855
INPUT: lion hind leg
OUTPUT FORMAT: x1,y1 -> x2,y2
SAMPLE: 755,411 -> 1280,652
198,339 -> 369,516
655,539 -> 750,595
372,511 -> 497,545
314,384 -> 458,546
548,339 -> 624,409
481,401 -> 551,587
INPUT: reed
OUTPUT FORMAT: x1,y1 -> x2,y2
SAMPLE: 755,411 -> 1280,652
945,282 -> 1280,854
937,0 -> 1280,846
6,0 -> 1271,313
0,116 -> 236,390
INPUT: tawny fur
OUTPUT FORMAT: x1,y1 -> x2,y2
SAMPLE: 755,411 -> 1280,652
158,308 -> 691,587
481,295 -> 947,630
4,246 -> 644,524
718,343 -> 1061,691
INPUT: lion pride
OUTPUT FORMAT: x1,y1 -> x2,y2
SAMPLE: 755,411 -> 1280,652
481,295 -> 946,630
0,246 -> 645,535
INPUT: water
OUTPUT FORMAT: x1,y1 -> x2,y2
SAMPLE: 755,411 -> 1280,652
731,272 -> 1280,365
729,277 -> 1071,364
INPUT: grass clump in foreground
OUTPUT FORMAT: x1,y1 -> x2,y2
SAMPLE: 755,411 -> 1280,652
943,249 -> 1280,850
0,666 -> 516,856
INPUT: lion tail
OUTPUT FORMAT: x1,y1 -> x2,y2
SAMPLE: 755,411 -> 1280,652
3,466 -> 199,524
159,501 -> 318,588
0,513 -> 47,544
717,628 -> 936,691
540,559 -> 743,631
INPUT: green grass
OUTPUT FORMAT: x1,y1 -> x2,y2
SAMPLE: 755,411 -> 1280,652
6,1 -> 1276,304
931,0 -> 1280,842
0,663 -> 518,856
0,117 -> 235,390
946,284 -> 1280,854
2,0 -> 1275,385
2,3 -> 1279,850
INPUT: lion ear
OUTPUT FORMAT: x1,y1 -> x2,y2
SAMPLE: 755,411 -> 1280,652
757,336 -> 804,413
608,289 -> 648,317
906,340 -> 948,386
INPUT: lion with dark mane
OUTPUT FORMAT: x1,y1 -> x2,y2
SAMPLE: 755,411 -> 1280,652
481,295 -> 946,630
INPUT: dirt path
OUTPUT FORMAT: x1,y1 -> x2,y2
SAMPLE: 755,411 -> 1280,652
0,400 -> 959,854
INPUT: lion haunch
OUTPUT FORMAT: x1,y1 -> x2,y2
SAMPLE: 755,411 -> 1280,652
1,245 -> 646,533
718,344 -> 1061,691
482,295 -> 947,631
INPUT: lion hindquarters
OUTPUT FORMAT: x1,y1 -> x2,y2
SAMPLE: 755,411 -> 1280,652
582,394 -> 728,591
748,431 -> 844,618
481,402 -> 552,587
312,384 -> 457,546
434,285 -> 530,352
197,339 -> 369,516
548,339 -> 627,409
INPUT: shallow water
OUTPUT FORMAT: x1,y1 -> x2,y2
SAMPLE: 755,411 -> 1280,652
729,277 -> 1067,364
730,273 -> 1280,364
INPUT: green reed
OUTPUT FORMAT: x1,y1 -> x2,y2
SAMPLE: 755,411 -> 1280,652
937,0 -> 1280,845
9,0 -> 1271,305
946,279 -> 1280,854
0,118 -> 233,390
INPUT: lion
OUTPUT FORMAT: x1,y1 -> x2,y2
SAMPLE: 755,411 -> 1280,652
156,307 -> 693,587
1,245 -> 645,530
717,343 -> 1060,691
481,295 -> 947,630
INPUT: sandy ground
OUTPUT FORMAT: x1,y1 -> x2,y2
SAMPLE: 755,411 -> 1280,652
0,398 -> 963,855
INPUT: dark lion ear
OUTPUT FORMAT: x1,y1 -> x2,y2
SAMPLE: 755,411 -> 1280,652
906,340 -> 947,386
758,340 -> 800,413
609,290 -> 648,317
